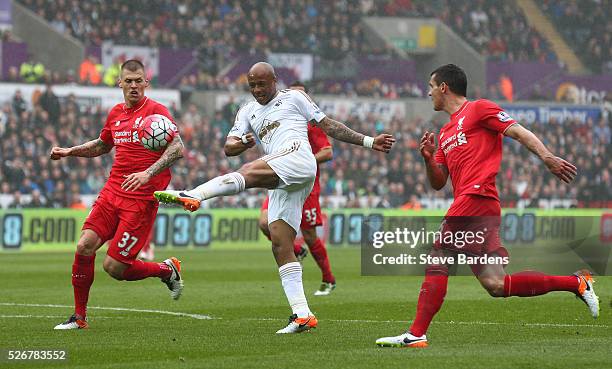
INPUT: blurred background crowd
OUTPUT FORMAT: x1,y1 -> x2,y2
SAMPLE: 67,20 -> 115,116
0,0 -> 610,209
1,86 -> 610,209
9,0 -> 610,92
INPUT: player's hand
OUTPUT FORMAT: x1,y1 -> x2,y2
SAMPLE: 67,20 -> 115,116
544,156 -> 577,183
372,134 -> 395,153
50,147 -> 71,160
241,133 -> 257,148
420,132 -> 436,161
121,171 -> 152,191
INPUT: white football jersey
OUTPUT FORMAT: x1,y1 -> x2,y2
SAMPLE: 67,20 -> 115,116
228,89 -> 326,155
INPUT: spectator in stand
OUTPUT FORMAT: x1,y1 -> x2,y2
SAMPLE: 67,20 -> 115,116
39,83 -> 61,124
79,55 -> 103,85
19,57 -> 45,83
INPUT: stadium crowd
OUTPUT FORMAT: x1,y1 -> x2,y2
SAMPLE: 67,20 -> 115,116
18,0 -> 557,64
16,0 -> 575,88
1,88 -> 610,209
539,0 -> 612,74
366,0 -> 557,63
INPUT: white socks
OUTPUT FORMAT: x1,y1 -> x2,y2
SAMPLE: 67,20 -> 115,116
187,172 -> 246,201
278,262 -> 311,318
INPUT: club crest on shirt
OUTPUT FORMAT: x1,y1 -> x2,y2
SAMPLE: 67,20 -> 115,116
457,116 -> 465,131
497,111 -> 512,122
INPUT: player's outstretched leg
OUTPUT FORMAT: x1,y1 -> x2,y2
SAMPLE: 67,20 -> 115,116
118,257 -> 184,300
376,264 -> 448,348
155,172 -> 247,211
484,267 -> 600,319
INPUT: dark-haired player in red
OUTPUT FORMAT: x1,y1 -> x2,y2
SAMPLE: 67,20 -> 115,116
50,60 -> 185,330
259,82 -> 336,295
377,64 -> 599,348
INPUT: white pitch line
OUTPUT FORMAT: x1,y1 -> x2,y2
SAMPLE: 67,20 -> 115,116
243,318 -> 608,329
0,303 -> 607,328
0,303 -> 214,320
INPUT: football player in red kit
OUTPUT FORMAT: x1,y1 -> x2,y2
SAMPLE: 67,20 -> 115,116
377,64 -> 598,348
50,60 -> 185,330
259,82 -> 336,296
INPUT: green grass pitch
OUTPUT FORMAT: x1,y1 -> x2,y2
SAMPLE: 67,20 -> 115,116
0,248 -> 609,369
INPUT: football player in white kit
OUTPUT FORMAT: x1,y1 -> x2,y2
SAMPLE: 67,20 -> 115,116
155,62 -> 395,333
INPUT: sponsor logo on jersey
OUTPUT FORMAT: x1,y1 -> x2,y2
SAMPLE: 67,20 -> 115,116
258,119 -> 281,143
497,111 -> 513,122
441,131 -> 468,154
114,130 -> 133,144
457,131 -> 467,145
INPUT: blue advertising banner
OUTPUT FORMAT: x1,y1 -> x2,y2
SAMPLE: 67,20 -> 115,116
501,104 -> 602,124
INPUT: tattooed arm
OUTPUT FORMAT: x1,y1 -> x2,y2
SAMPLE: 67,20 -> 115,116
318,117 -> 365,145
50,138 -> 112,159
121,134 -> 185,191
318,117 -> 395,153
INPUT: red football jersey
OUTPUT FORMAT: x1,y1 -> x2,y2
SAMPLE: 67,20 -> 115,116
99,97 -> 177,200
434,99 -> 516,201
308,122 -> 331,195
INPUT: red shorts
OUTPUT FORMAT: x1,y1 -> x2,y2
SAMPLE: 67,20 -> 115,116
83,189 -> 159,264
434,195 -> 508,274
261,191 -> 322,230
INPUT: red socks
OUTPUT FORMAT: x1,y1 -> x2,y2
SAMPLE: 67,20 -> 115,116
72,253 -> 95,318
122,260 -> 172,281
308,238 -> 335,283
409,266 -> 449,337
503,271 -> 579,297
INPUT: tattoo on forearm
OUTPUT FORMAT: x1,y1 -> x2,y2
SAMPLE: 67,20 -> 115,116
70,138 -> 111,157
146,135 -> 184,177
319,117 -> 365,146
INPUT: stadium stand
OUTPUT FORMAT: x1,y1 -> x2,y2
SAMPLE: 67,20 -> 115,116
367,0 -> 557,63
1,90 -> 610,209
15,0 -> 560,90
538,0 -> 612,73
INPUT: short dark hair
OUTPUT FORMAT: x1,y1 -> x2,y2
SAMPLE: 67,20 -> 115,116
121,59 -> 145,72
430,64 -> 467,97
289,80 -> 308,93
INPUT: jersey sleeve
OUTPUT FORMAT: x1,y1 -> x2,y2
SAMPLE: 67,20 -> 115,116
99,108 -> 115,147
293,90 -> 326,123
476,99 -> 517,134
434,132 -> 447,166
227,105 -> 251,138
308,124 -> 331,154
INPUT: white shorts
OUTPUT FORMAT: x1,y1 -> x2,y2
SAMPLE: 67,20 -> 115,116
262,140 -> 316,232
